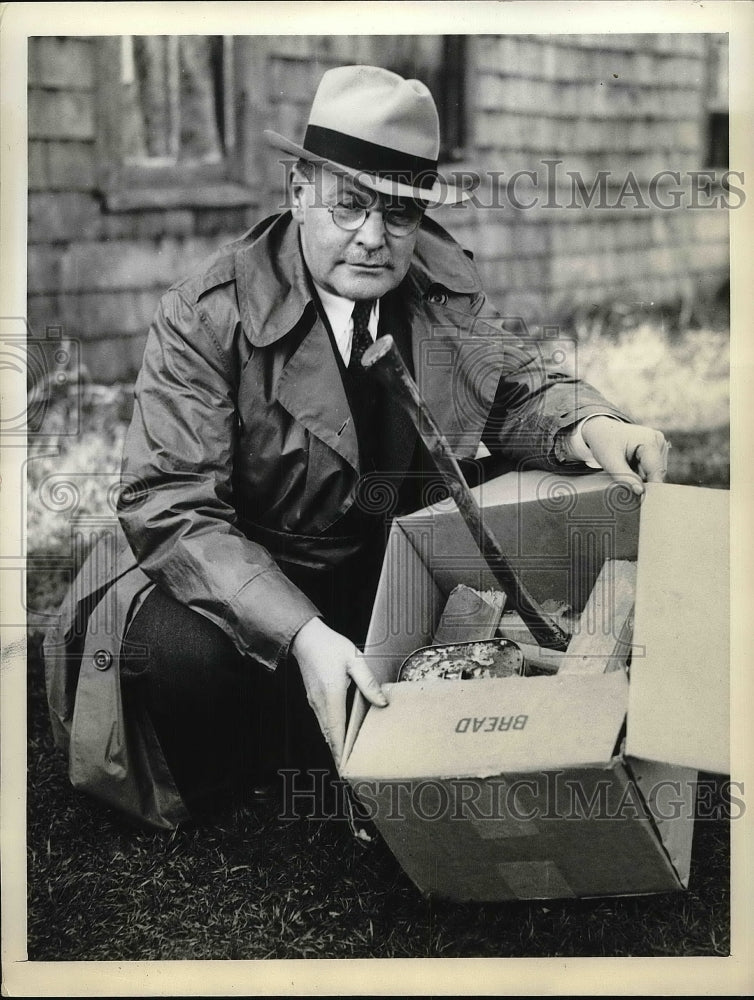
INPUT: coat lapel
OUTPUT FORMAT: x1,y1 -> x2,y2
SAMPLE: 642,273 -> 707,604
274,313 -> 359,472
236,213 -> 359,471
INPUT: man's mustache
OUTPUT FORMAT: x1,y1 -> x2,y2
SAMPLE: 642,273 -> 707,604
344,252 -> 392,267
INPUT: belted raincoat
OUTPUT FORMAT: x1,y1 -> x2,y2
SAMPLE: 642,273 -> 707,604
44,211 -> 628,829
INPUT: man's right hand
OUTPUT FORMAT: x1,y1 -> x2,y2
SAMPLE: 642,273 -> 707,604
291,617 -> 388,768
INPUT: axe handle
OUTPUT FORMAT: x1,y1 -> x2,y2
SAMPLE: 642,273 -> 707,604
362,335 -> 570,651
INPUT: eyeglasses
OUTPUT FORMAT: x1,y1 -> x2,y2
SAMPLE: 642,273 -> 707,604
328,200 -> 423,237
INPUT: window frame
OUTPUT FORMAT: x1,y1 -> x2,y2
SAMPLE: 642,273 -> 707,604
95,35 -> 257,212
702,33 -> 729,171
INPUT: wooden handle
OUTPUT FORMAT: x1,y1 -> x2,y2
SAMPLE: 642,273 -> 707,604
361,335 -> 570,651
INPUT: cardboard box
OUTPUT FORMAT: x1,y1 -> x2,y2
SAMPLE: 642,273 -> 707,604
342,472 -> 729,902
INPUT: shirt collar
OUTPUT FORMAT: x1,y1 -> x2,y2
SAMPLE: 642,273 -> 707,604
312,281 -> 380,363
313,282 -> 362,337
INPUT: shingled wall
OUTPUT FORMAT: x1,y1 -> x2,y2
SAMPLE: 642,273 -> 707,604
432,33 -> 730,324
27,34 -> 730,383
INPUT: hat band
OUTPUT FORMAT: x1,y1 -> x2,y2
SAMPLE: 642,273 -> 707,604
304,125 -> 438,192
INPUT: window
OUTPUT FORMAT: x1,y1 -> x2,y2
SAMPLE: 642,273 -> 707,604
120,36 -> 233,168
97,35 -> 255,211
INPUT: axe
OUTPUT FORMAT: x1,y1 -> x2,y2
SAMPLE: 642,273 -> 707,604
361,335 -> 570,651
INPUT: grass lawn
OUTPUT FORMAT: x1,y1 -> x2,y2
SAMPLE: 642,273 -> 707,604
24,322 -> 731,960
26,640 -> 731,960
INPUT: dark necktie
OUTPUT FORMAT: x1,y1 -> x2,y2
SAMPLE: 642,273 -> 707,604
348,299 -> 375,373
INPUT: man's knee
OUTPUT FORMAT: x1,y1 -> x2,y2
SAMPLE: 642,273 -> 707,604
121,587 -> 244,691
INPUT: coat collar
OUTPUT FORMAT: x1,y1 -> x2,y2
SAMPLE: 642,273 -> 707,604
411,214 -> 481,296
234,211 -> 481,348
235,213 -> 313,347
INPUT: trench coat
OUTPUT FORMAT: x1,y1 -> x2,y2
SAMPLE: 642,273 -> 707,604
44,211 -> 629,829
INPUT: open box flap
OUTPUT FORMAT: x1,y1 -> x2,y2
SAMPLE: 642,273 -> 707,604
627,758 -> 698,888
402,467 -> 616,512
626,484 -> 729,774
342,671 -> 628,781
398,470 -> 641,610
343,517 -> 443,762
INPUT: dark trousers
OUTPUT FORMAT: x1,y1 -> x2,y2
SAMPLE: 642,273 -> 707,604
120,587 -> 332,811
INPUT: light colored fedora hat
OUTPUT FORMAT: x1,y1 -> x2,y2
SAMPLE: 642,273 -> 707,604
264,64 -> 468,206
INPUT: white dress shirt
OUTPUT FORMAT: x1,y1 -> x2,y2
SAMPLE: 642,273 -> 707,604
313,281 -> 611,466
563,412 -> 618,468
314,282 -> 380,367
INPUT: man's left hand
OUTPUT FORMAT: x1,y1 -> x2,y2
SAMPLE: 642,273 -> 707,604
292,617 -> 388,769
581,416 -> 670,495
